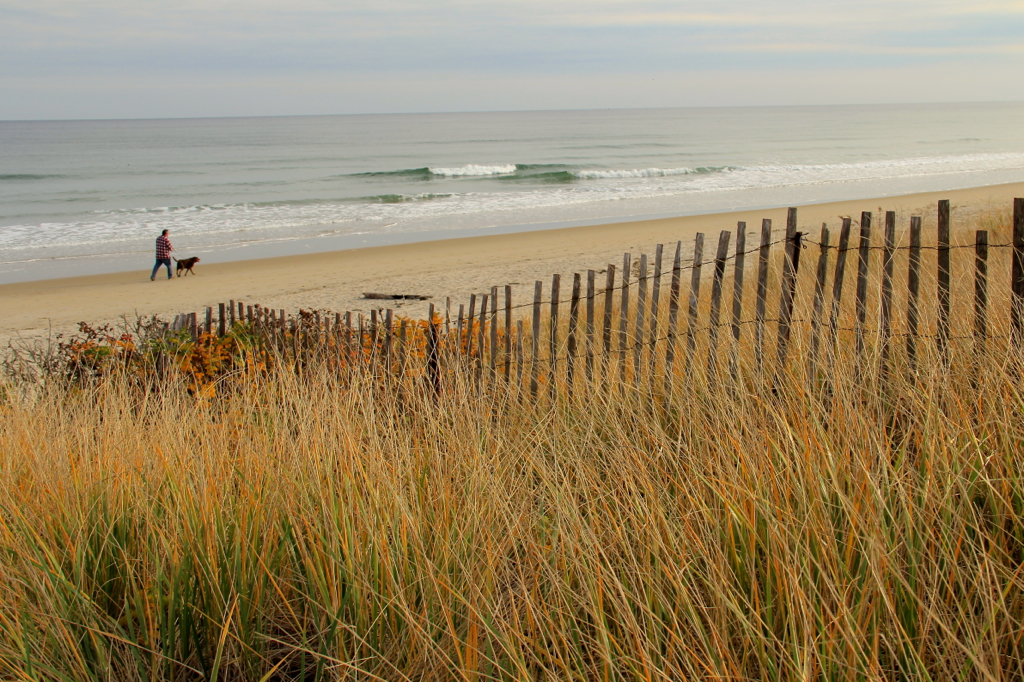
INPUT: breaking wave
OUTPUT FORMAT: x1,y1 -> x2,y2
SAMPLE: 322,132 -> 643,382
428,164 -> 517,177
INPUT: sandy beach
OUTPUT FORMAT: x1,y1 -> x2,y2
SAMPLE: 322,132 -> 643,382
3,181 -> 1023,348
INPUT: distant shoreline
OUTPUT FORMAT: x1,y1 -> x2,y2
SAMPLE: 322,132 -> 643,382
3,180 -> 1023,347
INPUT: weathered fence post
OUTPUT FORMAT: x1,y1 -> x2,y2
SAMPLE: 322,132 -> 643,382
356,314 -> 366,376
476,293 -> 488,388
323,311 -> 332,370
774,209 -> 801,380
1012,198 -> 1024,345
260,307 -> 268,350
334,312 -> 342,376
755,219 -> 772,375
264,309 -> 274,354
218,303 -> 226,337
489,287 -> 498,380
369,312 -> 378,375
619,253 -> 632,384
648,244 -> 663,377
467,294 -> 477,360
937,200 -> 951,361
975,230 -> 988,357
426,303 -> 440,395
229,300 -> 236,326
825,217 -> 852,386
549,275 -> 560,400
602,265 -> 616,373
880,211 -> 896,381
634,254 -> 648,385
398,318 -> 407,381
586,270 -> 596,383
707,230 -> 731,378
456,304 -> 465,357
567,273 -> 581,397
854,212 -> 872,380
369,310 -> 379,379
504,285 -> 513,379
155,349 -> 167,380
205,307 -> 213,336
907,216 -> 922,373
664,241 -> 682,397
384,309 -> 393,378
531,281 -> 542,399
342,312 -> 352,376
807,224 -> 830,388
516,319 -> 525,389
686,234 -> 705,375
314,311 -> 322,354
729,223 -> 746,388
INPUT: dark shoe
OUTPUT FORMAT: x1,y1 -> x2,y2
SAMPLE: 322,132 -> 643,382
151,276 -> 155,281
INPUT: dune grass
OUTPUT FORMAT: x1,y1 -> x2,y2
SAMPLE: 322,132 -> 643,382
2,208 -> 1024,680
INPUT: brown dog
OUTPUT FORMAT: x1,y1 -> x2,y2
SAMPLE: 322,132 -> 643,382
174,256 -> 200,277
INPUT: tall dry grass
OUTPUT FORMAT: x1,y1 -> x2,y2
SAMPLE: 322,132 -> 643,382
2,207 -> 1024,681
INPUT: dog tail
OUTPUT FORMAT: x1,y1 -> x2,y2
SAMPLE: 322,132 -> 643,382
172,257 -> 179,262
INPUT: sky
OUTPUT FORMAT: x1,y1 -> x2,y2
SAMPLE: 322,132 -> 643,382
1,0 -> 1023,120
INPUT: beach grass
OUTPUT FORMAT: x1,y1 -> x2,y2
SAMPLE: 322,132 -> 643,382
2,209 -> 1024,680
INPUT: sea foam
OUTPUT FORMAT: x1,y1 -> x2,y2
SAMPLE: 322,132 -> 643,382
428,164 -> 517,177
573,167 -> 698,179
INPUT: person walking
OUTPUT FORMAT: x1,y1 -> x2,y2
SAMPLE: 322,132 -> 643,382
151,229 -> 173,280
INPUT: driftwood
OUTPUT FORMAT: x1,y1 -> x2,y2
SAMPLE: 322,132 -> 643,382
362,293 -> 431,301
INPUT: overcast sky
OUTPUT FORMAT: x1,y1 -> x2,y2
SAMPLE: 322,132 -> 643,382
2,0 -> 1022,120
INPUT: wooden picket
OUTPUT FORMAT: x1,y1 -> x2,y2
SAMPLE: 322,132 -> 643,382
159,198 -> 1023,409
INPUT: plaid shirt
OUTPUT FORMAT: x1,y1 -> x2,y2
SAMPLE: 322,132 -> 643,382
155,235 -> 172,259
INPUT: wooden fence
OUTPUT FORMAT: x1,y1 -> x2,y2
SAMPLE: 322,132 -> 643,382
164,198 -> 1024,399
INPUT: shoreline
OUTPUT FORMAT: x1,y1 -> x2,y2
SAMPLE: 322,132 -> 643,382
3,181 -> 1023,347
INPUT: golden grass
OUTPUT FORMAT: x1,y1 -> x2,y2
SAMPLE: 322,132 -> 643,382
2,206 -> 1024,681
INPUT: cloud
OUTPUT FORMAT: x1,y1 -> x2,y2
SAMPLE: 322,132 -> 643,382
0,0 -> 1022,118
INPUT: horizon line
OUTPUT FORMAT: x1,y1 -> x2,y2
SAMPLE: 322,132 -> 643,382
3,99 -> 1023,125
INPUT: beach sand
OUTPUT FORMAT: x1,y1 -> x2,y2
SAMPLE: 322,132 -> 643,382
3,182 -> 1023,348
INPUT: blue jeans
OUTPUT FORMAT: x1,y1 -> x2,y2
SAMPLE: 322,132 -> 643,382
152,258 -> 172,279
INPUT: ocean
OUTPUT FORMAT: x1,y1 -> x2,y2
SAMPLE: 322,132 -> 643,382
2,103 -> 1023,283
